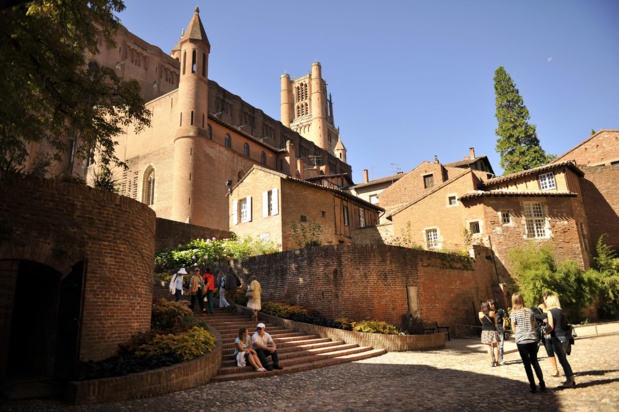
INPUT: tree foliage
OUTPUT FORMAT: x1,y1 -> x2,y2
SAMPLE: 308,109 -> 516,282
508,243 -> 598,321
0,0 -> 150,174
589,234 -> 619,319
494,66 -> 554,175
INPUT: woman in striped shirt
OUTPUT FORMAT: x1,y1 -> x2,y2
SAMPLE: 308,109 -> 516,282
510,293 -> 546,393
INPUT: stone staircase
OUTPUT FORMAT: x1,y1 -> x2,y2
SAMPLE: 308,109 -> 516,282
205,309 -> 386,382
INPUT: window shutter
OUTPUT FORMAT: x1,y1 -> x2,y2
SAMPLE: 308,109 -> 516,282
247,196 -> 252,222
262,191 -> 268,217
272,188 -> 279,215
232,199 -> 238,225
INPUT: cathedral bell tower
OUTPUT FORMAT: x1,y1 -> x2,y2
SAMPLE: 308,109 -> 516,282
280,62 -> 342,155
171,7 -> 211,225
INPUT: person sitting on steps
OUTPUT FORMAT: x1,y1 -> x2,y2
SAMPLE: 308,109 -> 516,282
251,323 -> 283,371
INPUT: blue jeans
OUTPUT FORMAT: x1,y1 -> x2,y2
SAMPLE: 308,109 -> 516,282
497,327 -> 505,361
517,341 -> 545,390
551,335 -> 574,381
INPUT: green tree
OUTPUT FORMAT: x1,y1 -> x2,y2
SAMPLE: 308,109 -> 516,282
494,66 -> 554,175
508,244 -> 597,321
0,0 -> 150,174
589,234 -> 619,319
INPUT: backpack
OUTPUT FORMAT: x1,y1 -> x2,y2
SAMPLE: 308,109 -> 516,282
225,272 -> 241,290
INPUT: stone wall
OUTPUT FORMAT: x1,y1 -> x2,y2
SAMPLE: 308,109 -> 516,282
155,218 -> 231,254
581,165 -> 619,252
235,244 -> 497,333
0,173 -> 156,363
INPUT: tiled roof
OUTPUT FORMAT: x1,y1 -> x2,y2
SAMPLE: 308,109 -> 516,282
459,190 -> 577,201
236,166 -> 384,212
350,173 -> 404,189
480,161 -> 583,187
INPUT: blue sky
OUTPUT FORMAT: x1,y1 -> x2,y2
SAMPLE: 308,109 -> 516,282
118,0 -> 619,183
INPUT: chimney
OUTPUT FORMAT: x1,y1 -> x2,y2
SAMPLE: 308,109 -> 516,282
363,169 -> 369,183
469,147 -> 476,159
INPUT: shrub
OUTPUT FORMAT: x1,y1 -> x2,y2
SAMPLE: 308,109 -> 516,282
262,302 -> 399,334
154,235 -> 278,272
352,320 -> 399,335
151,298 -> 194,330
135,326 -> 216,361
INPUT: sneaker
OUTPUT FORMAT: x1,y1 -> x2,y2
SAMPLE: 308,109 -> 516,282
265,365 -> 273,371
257,368 -> 266,372
539,382 -> 546,392
273,365 -> 283,370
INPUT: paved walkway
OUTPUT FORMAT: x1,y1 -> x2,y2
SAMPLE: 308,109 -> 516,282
1,334 -> 618,411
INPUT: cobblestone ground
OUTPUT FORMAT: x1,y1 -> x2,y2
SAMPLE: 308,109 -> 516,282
1,335 -> 618,412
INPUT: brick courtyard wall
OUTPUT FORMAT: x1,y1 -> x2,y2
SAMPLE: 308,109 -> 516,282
0,173 -> 156,362
155,218 -> 232,254
553,130 -> 619,166
234,244 -> 496,334
580,165 -> 619,252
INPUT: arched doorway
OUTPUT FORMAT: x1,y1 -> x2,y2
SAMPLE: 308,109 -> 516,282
1,260 -> 85,398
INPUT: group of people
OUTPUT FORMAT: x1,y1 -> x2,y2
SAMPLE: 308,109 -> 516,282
479,292 -> 576,393
234,323 -> 283,372
169,266 -> 263,322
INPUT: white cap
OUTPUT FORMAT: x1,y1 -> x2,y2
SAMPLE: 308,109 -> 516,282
257,323 -> 266,329
177,268 -> 188,274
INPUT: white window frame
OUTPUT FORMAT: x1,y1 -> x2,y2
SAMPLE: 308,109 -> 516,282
469,220 -> 481,235
447,194 -> 458,207
523,202 -> 547,238
501,211 -> 511,225
262,188 -> 279,217
538,172 -> 556,191
233,196 -> 252,225
425,228 -> 439,249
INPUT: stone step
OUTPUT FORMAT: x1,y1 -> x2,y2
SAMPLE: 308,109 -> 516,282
221,342 -> 359,367
210,348 -> 386,382
199,310 -> 386,382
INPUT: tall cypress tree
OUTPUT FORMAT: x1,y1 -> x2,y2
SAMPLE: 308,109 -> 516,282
494,66 -> 553,175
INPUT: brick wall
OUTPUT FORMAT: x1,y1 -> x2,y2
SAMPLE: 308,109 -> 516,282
155,218 -> 232,254
581,165 -> 619,252
554,130 -> 619,166
234,244 -> 496,332
0,173 -> 156,362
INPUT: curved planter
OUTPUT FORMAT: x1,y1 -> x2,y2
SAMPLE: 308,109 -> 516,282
250,310 -> 446,352
66,328 -> 222,405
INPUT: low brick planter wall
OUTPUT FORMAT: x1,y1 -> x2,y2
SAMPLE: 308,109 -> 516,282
255,311 -> 445,351
65,328 -> 223,405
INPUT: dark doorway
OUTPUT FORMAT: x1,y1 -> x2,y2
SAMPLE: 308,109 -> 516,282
3,260 -> 85,399
7,261 -> 60,380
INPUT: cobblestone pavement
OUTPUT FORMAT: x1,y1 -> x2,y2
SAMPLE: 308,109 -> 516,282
1,335 -> 618,412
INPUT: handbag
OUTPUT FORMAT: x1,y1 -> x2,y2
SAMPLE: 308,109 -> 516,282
246,290 -> 254,298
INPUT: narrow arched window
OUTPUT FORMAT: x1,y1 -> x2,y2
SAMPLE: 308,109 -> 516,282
202,53 -> 207,77
207,124 -> 212,139
182,51 -> 186,74
143,168 -> 155,206
261,151 -> 266,165
225,134 -> 231,148
191,49 -> 197,73
243,143 -> 250,157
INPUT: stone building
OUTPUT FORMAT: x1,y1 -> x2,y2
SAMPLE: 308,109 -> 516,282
27,8 -> 352,232
229,166 -> 382,250
551,130 -> 619,251
387,160 -> 591,283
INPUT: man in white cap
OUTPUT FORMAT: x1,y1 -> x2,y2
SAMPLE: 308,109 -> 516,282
251,323 -> 282,371
169,268 -> 187,302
